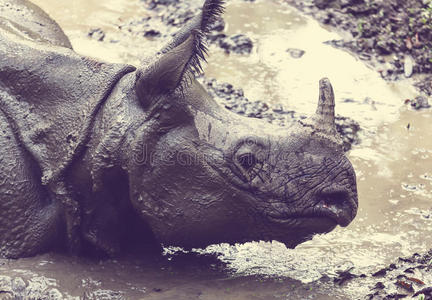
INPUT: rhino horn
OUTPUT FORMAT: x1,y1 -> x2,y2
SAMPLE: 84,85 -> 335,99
314,78 -> 336,134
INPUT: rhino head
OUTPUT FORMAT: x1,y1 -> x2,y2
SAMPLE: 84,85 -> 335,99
121,0 -> 358,249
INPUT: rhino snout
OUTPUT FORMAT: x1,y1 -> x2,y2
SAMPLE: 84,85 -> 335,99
266,185 -> 358,229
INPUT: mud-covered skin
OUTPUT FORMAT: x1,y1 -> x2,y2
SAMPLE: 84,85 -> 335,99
0,0 -> 358,258
0,111 -> 64,258
0,0 -> 71,258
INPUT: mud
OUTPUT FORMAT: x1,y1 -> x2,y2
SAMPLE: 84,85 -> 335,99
2,249 -> 431,299
0,252 -> 333,299
333,249 -> 432,300
3,0 -> 432,299
93,0 -> 255,55
286,0 -> 432,92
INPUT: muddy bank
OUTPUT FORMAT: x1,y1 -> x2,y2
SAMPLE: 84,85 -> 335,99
286,0 -> 432,98
328,249 -> 432,300
91,0 -> 253,55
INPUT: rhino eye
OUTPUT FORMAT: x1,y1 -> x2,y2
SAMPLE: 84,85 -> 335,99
237,153 -> 257,171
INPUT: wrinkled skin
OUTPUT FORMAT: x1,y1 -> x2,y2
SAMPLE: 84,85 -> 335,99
0,0 -> 358,258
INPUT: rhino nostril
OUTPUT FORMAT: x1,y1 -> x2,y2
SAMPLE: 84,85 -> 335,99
320,190 -> 349,207
316,188 -> 354,227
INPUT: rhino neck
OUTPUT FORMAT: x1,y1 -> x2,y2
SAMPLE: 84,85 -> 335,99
80,71 -> 142,191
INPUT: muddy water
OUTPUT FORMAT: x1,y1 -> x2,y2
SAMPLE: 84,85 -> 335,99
3,0 -> 432,298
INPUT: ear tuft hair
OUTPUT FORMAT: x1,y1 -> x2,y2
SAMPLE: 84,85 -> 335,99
182,0 -> 225,88
158,0 -> 225,80
136,0 -> 225,104
192,0 -> 225,72
201,0 -> 225,35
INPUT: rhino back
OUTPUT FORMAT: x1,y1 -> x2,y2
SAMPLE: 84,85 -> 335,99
0,0 -> 72,48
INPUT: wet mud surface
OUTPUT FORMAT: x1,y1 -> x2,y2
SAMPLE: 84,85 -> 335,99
0,252 -> 335,299
287,0 -> 432,94
1,249 -> 432,299
2,0 -> 432,299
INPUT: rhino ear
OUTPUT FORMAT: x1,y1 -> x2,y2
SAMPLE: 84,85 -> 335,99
135,0 -> 224,107
135,35 -> 196,107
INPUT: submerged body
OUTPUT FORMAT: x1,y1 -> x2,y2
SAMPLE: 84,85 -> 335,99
0,0 -> 358,258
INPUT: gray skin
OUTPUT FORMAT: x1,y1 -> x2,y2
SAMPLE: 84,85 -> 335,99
0,0 -> 358,258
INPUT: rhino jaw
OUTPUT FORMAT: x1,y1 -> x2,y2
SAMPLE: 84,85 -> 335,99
267,187 -> 357,228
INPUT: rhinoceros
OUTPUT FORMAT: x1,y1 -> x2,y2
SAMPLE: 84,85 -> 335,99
0,0 -> 358,258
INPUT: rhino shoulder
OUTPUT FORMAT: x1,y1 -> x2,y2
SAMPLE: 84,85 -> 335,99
0,32 -> 136,185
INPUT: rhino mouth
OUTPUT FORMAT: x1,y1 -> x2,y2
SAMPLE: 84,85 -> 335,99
267,190 -> 357,227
